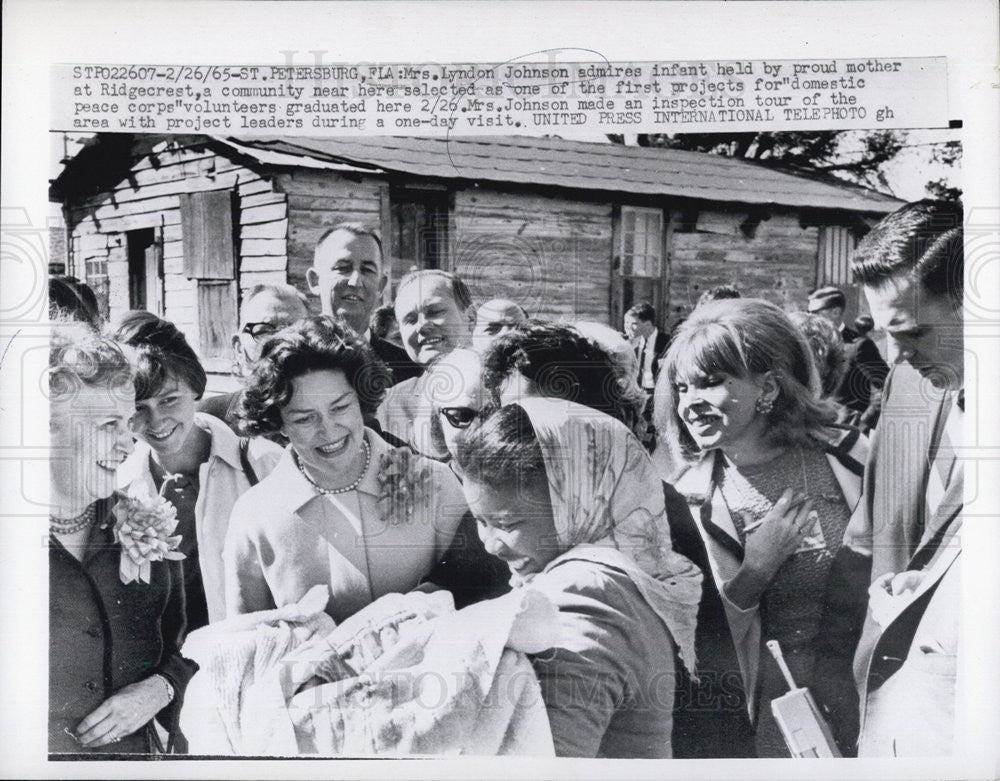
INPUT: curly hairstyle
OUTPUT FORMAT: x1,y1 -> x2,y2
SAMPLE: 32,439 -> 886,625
454,403 -> 547,492
111,312 -> 207,403
789,311 -> 848,398
850,199 -> 963,306
654,298 -> 838,463
480,319 -> 639,431
49,317 -> 131,402
572,320 -> 647,435
238,316 -> 392,437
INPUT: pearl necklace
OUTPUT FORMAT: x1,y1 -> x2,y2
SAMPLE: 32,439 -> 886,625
295,436 -> 372,495
49,503 -> 98,535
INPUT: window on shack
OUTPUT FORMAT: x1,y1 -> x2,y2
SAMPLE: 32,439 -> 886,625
82,242 -> 110,321
816,225 -> 856,287
816,224 -> 863,323
126,227 -> 164,315
387,185 -> 449,300
612,205 -> 668,329
179,189 -> 238,368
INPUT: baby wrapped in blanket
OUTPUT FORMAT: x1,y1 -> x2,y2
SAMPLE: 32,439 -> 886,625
180,584 -> 558,756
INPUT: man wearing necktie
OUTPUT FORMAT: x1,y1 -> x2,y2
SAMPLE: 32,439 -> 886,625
624,303 -> 669,447
848,200 -> 965,757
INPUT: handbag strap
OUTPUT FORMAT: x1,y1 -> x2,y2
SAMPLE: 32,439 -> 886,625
239,437 -> 259,487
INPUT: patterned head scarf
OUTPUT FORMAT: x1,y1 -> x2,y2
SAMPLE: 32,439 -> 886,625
516,396 -> 702,672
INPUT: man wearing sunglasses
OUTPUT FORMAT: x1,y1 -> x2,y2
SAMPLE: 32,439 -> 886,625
421,347 -> 487,464
197,283 -> 308,437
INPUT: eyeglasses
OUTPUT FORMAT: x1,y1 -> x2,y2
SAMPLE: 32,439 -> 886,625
438,406 -> 478,429
241,322 -> 281,339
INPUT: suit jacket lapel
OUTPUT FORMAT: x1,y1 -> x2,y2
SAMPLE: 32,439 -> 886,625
917,461 -> 963,553
675,453 -> 745,565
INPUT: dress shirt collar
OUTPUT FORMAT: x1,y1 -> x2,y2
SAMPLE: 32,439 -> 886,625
117,411 -> 243,487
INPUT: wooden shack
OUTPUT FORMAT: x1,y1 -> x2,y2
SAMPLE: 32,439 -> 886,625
50,133 -> 904,390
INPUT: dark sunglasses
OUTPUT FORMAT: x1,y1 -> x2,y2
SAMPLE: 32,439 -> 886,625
439,406 -> 478,429
241,321 -> 280,339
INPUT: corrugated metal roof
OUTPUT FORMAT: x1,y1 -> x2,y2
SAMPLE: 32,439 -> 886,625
217,135 -> 904,214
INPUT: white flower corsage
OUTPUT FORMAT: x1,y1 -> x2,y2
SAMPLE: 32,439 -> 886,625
112,486 -> 185,584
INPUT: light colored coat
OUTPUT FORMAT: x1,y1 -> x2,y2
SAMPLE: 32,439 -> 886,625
671,432 -> 869,718
856,518 -> 961,756
852,365 -> 963,756
117,412 -> 283,623
223,429 -> 468,623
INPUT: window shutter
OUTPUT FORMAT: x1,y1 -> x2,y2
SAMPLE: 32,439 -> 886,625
197,280 -> 238,363
144,231 -> 164,316
817,226 -> 856,286
180,190 -> 236,279
618,206 -> 663,278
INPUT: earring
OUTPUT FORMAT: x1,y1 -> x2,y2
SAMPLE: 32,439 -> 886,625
755,395 -> 774,415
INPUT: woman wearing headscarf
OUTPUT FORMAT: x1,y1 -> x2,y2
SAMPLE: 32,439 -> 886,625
655,298 -> 870,757
48,320 -> 197,754
454,397 -> 702,758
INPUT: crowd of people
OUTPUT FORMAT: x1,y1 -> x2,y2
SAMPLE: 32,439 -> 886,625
47,200 -> 964,759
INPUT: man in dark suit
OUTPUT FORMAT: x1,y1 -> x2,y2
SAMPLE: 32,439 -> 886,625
624,303 -> 669,448
808,285 -> 889,428
305,223 -> 421,384
624,302 -> 669,391
848,200 -> 964,757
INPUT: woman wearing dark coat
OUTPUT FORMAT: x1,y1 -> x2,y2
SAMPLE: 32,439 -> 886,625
48,320 -> 196,754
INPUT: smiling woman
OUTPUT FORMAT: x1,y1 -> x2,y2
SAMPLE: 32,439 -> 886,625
224,316 -> 468,623
655,298 -> 872,757
48,319 -> 197,755
112,313 -> 283,631
454,398 -> 702,758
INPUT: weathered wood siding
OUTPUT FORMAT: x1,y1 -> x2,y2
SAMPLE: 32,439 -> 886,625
667,209 -> 821,326
452,188 -> 613,323
277,170 -> 382,313
64,139 -> 287,387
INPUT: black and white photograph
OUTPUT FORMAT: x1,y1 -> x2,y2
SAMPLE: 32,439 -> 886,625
2,1 -> 998,778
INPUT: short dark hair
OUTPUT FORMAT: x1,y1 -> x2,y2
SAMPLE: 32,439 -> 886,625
315,222 -> 384,260
238,316 -> 392,437
111,312 -> 207,402
454,403 -> 546,492
396,269 -> 474,313
625,303 -> 656,323
850,200 -> 963,305
480,319 -> 639,431
370,304 -> 397,340
853,314 -> 875,336
696,284 -> 742,308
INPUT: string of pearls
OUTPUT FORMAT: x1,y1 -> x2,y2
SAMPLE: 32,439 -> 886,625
295,436 -> 372,495
49,503 -> 98,535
